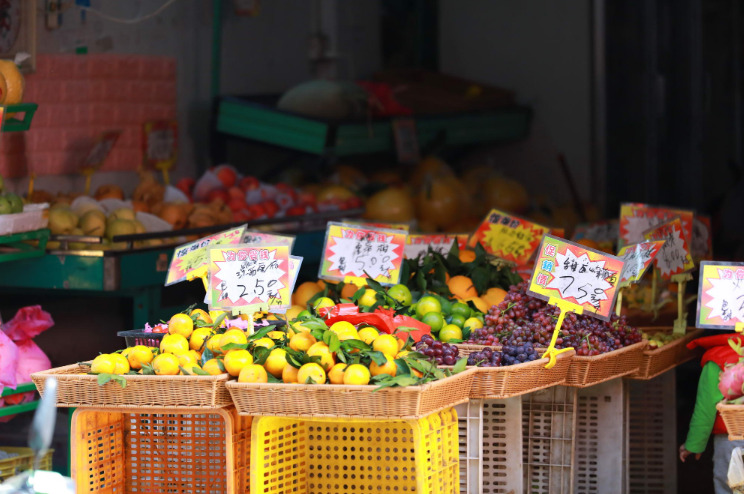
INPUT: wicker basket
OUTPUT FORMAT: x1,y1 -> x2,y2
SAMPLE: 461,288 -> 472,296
628,327 -> 704,380
226,368 -> 476,419
565,341 -> 646,388
31,363 -> 231,409
717,402 -> 744,440
468,349 -> 575,399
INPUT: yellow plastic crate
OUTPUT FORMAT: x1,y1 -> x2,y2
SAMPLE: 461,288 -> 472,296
0,447 -> 53,482
70,406 -> 251,493
251,408 -> 460,494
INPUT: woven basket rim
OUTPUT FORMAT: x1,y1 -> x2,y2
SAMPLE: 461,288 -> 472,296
638,327 -> 704,356
225,366 -> 477,392
571,340 -> 647,361
717,401 -> 743,411
468,348 -> 575,373
31,363 -> 230,383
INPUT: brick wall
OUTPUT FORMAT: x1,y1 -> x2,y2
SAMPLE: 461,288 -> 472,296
0,54 -> 176,179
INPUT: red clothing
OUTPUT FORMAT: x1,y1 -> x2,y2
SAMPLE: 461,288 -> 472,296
688,333 -> 744,434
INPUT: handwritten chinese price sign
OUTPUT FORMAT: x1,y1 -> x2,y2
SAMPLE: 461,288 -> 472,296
619,203 -> 694,247
208,245 -> 291,313
343,219 -> 412,232
642,217 -> 695,278
143,121 -> 178,184
528,235 -> 625,368
469,209 -> 550,265
165,225 -> 247,286
405,234 -> 469,262
696,262 -> 744,331
242,231 -> 295,250
318,222 -> 407,285
617,241 -> 665,286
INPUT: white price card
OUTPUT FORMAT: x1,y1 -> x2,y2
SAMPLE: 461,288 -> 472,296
616,240 -> 665,285
643,217 -> 695,278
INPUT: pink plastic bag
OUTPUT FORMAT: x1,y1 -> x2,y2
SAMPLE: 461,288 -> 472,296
3,305 -> 55,340
0,330 -> 18,394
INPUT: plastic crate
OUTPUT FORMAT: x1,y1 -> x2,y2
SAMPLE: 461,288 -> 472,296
70,406 -> 251,493
522,386 -> 577,494
455,398 -> 523,494
0,447 -> 53,482
627,372 -> 677,494
250,408 -> 459,494
574,379 -> 628,494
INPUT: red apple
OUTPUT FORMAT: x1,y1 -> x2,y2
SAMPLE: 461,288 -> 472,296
176,177 -> 195,194
248,203 -> 266,218
239,176 -> 260,191
346,196 -> 363,209
262,200 -> 280,218
286,205 -> 306,216
206,188 -> 230,204
228,186 -> 245,201
229,198 -> 248,212
216,167 -> 237,188
232,211 -> 251,222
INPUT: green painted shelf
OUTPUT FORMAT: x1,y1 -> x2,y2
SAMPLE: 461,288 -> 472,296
3,103 -> 37,132
216,95 -> 532,157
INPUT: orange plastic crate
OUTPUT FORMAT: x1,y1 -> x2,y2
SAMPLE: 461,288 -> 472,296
70,406 -> 251,493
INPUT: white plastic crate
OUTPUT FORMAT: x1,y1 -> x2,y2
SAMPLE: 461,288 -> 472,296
522,386 -> 577,494
0,204 -> 48,235
628,372 -> 677,494
456,398 -> 522,494
574,378 -> 628,494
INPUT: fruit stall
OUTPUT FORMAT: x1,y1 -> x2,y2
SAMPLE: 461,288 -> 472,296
2,3 -> 744,494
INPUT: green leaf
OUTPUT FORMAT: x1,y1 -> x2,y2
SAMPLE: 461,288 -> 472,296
394,358 -> 411,376
364,350 -> 387,366
471,268 -> 490,296
327,332 -> 341,353
211,312 -> 228,331
217,359 -> 226,372
267,373 -> 282,383
415,269 -> 427,293
400,260 -> 410,286
201,346 -> 215,367
303,320 -> 330,331
406,357 -> 445,379
340,339 -> 371,352
452,357 -> 468,374
252,346 -> 270,365
97,373 -> 113,385
191,366 -> 210,376
365,276 -> 384,294
474,242 -> 487,263
461,326 -> 472,341
110,375 -> 127,389
141,363 -> 156,375
373,375 -> 419,391
247,326 -> 273,341
222,342 -> 248,352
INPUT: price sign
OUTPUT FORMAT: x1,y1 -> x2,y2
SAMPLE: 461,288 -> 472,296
642,217 -> 695,278
392,118 -> 420,164
572,219 -> 619,252
469,209 -> 551,265
81,130 -> 121,172
242,231 -> 295,250
692,215 -> 713,261
696,261 -> 744,330
619,203 -> 694,247
528,235 -> 625,321
208,244 -> 291,312
143,121 -> 178,169
165,225 -> 247,286
617,240 -> 665,285
404,234 -> 469,262
318,222 -> 407,285
342,219 -> 411,232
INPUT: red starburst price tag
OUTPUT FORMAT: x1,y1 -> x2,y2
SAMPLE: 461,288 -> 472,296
208,244 -> 291,313
616,240 -> 665,286
696,261 -> 744,331
469,209 -> 550,265
619,203 -> 694,247
642,217 -> 695,278
165,225 -> 247,286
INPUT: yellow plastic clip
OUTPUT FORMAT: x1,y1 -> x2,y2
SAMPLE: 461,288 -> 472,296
736,322 -> 744,334
541,298 -> 580,369
81,168 -> 95,196
186,266 -> 209,292
344,276 -> 368,287
27,172 -> 36,198
156,161 -> 172,185
615,284 -> 626,317
671,272 -> 693,335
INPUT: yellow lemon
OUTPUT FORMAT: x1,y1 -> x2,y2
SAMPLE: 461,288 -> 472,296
160,333 -> 189,355
90,354 -> 116,374
109,353 -> 130,374
357,326 -> 379,345
372,334 -> 399,356
224,349 -> 254,377
220,328 -> 248,352
252,337 -> 275,349
297,362 -> 327,384
312,296 -> 335,311
174,352 -> 198,371
330,320 -> 359,341
206,335 -> 224,355
358,289 -> 378,307
291,322 -> 312,333
190,308 -> 213,325
282,364 -> 300,383
264,348 -> 289,378
268,330 -> 287,341
238,364 -> 268,383
289,332 -> 317,352
307,341 -> 335,371
327,362 -> 347,384
343,364 -> 371,385
126,345 -> 154,370
286,305 -> 305,321
369,354 -> 396,377
202,358 -> 225,376
189,327 -> 213,352
0,60 -> 24,107
169,313 -> 194,338
152,353 -> 180,376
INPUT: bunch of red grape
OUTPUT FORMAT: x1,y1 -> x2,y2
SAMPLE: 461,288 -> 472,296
466,343 -> 539,367
468,282 -> 643,356
415,334 -> 460,365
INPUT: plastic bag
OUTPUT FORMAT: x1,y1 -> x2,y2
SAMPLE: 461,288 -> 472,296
0,339 -> 51,423
0,330 -> 18,394
2,305 -> 54,340
728,447 -> 744,492
322,304 -> 431,343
